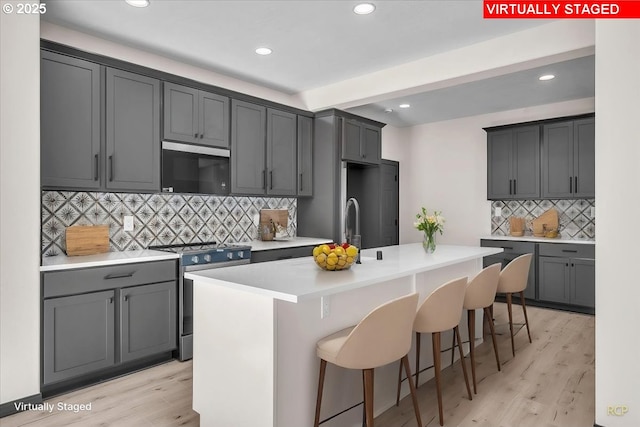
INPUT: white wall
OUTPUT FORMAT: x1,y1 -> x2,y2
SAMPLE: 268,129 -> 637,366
594,21 -> 640,427
0,6 -> 41,404
401,98 -> 594,246
40,22 -> 305,110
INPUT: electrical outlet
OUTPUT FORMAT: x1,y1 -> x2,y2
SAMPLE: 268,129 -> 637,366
495,207 -> 502,217
321,296 -> 330,319
123,215 -> 134,232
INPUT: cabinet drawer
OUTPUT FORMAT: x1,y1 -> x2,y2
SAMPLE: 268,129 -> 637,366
44,260 -> 177,298
538,243 -> 594,259
480,239 -> 535,255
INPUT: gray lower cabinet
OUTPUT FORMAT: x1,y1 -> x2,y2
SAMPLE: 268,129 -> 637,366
163,82 -> 230,148
44,290 -> 116,384
541,117 -> 595,199
106,68 -> 160,191
41,51 -> 102,189
120,281 -> 176,363
250,246 -> 315,263
297,115 -> 313,197
486,125 -> 540,200
42,260 -> 177,386
538,243 -> 595,308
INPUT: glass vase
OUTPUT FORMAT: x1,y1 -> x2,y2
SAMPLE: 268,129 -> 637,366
422,232 -> 436,253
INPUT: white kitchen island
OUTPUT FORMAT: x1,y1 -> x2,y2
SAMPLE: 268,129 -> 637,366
186,244 -> 502,427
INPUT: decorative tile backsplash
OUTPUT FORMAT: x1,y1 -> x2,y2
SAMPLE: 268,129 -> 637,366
491,199 -> 595,240
42,191 -> 297,257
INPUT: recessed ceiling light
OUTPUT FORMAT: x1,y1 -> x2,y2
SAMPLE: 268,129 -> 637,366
255,47 -> 273,56
399,103 -> 411,109
125,0 -> 150,7
539,74 -> 555,81
384,108 -> 393,113
354,3 -> 376,15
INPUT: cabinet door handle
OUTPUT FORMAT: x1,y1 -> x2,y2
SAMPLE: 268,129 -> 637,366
108,297 -> 113,304
509,179 -> 513,195
569,176 -> 572,193
574,176 -> 578,193
299,173 -> 303,191
123,295 -> 129,302
109,155 -> 114,182
562,249 -> 578,253
200,133 -> 204,139
503,246 -> 514,250
194,133 -> 199,138
104,271 -> 135,280
513,179 -> 516,194
270,170 -> 273,190
94,154 -> 99,181
566,263 -> 569,267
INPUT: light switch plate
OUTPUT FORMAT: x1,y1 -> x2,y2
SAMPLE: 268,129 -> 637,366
495,207 -> 502,217
123,215 -> 134,232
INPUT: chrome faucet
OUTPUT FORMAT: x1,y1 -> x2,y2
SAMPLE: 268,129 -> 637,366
345,197 -> 361,263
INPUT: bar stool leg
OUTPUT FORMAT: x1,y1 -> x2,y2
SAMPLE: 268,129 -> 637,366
506,292 -> 516,357
415,332 -> 422,387
314,359 -> 327,427
520,291 -> 532,343
401,355 -> 423,427
454,326 -> 472,401
467,309 -> 477,394
363,368 -> 374,427
395,359 -> 403,407
432,332 -> 444,426
484,306 -> 501,371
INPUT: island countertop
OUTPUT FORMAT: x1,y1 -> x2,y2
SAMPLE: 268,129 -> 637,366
185,243 -> 503,303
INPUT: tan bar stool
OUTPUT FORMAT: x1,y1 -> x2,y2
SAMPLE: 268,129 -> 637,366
496,253 -> 533,357
313,293 -> 422,427
459,263 -> 502,394
402,277 -> 472,426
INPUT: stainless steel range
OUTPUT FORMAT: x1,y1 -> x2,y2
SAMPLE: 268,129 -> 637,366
150,241 -> 251,361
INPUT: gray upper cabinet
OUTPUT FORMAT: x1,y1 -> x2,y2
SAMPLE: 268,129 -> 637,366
106,68 -> 161,192
41,51 -> 102,189
541,117 -> 594,199
120,281 -> 176,363
487,125 -> 540,199
297,115 -> 313,197
43,290 -> 116,384
266,108 -> 297,196
342,119 -> 381,165
231,100 -> 302,196
163,82 -> 230,148
231,100 -> 267,194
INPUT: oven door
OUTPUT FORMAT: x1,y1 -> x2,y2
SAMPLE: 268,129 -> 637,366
162,141 -> 230,195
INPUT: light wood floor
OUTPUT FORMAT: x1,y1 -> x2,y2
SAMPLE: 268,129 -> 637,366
1,303 -> 594,427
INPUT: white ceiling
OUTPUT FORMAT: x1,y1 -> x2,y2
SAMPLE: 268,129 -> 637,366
42,0 -> 595,127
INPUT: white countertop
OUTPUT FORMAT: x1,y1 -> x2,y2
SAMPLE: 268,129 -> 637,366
247,236 -> 333,252
481,235 -> 595,245
186,244 -> 503,303
40,250 -> 179,272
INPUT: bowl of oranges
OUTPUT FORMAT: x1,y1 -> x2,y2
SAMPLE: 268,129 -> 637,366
312,243 -> 359,271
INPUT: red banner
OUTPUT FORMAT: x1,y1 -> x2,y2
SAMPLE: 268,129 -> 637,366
484,1 -> 640,18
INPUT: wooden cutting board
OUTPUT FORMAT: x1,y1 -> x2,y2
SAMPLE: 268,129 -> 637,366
65,225 -> 110,256
259,209 -> 288,241
532,209 -> 559,237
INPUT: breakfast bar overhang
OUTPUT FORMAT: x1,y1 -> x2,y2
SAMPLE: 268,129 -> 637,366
186,244 -> 503,427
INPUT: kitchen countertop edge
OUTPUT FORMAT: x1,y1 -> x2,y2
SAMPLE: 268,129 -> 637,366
40,250 -> 180,272
481,235 -> 595,245
247,236 -> 333,252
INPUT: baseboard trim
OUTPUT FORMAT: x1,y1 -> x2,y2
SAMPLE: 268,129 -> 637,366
0,393 -> 43,418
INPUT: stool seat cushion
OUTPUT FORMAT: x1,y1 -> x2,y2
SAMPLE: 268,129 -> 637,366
316,326 -> 355,365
